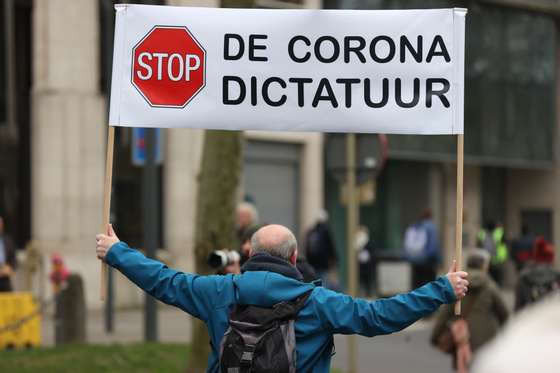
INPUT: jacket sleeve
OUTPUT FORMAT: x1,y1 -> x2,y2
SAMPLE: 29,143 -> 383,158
312,276 -> 456,337
105,241 -> 218,321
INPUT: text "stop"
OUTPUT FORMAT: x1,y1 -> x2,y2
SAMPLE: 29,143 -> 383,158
136,52 -> 201,81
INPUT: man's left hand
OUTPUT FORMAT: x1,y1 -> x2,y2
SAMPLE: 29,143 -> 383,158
446,260 -> 469,300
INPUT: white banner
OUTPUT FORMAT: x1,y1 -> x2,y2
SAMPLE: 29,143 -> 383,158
109,5 -> 466,134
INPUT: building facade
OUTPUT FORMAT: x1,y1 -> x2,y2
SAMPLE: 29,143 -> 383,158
1,0 -> 559,310
323,0 -> 560,283
1,0 -> 323,309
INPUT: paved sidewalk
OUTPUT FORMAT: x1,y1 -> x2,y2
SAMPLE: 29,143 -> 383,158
41,290 -> 515,372
41,304 -> 192,346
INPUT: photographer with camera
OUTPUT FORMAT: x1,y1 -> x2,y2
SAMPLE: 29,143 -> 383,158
208,249 -> 241,275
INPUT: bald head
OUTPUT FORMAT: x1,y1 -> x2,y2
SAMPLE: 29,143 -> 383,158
251,224 -> 298,264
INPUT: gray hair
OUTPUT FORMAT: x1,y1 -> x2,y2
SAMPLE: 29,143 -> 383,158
466,249 -> 491,271
237,202 -> 259,225
251,229 -> 297,261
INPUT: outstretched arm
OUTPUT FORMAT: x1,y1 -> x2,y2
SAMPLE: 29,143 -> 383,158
96,226 -> 216,321
313,262 -> 468,337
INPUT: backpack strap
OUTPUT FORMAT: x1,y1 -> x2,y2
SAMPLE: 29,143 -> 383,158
272,289 -> 313,320
294,289 -> 313,311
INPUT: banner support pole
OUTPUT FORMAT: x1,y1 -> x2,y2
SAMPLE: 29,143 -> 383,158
454,134 -> 464,315
100,126 -> 115,301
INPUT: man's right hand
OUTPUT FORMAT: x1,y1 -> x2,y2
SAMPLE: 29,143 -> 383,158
446,260 -> 469,300
96,224 -> 120,261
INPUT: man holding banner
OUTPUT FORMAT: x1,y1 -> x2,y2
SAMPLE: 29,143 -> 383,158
100,4 -> 469,371
96,223 -> 468,372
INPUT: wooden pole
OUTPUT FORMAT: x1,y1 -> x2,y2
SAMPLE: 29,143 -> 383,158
100,126 -> 115,301
346,133 -> 358,373
454,134 -> 464,315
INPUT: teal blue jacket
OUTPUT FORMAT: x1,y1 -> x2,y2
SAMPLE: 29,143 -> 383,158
106,242 -> 456,372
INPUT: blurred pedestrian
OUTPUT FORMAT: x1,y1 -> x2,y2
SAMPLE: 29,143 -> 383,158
510,224 -> 535,271
431,249 -> 508,373
296,256 -> 318,283
477,221 -> 508,286
515,237 -> 559,311
236,202 -> 259,244
355,225 -> 377,297
0,215 -> 17,292
49,253 -> 70,294
96,223 -> 469,373
472,296 -> 560,373
304,210 -> 338,288
403,208 -> 441,288
238,225 -> 260,265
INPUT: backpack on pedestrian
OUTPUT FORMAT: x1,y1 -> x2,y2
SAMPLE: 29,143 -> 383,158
403,224 -> 428,261
219,290 -> 312,373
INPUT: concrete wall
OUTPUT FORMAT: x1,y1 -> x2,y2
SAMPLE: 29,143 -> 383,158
32,0 -> 106,308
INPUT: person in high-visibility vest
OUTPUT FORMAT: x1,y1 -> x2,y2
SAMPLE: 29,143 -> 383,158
477,222 -> 508,286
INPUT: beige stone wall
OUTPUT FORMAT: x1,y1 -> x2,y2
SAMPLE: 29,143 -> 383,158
164,128 -> 204,274
32,0 -> 106,308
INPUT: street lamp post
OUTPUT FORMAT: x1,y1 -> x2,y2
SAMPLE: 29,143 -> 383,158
143,128 -> 158,342
346,133 -> 359,373
325,132 -> 389,373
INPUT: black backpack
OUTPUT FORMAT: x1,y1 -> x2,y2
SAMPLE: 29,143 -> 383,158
219,290 -> 312,373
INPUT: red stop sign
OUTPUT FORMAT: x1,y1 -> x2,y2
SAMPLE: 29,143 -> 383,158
132,26 -> 206,108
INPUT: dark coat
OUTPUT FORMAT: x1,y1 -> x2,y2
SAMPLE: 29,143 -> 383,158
431,270 -> 509,358
304,223 -> 337,271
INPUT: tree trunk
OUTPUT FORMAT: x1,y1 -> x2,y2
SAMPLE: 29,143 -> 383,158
187,0 -> 253,368
186,130 -> 242,373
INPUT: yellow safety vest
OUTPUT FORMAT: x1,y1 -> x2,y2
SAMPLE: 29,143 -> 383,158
477,228 -> 508,265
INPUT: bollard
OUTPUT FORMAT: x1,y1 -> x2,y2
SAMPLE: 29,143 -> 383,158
55,274 -> 87,344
